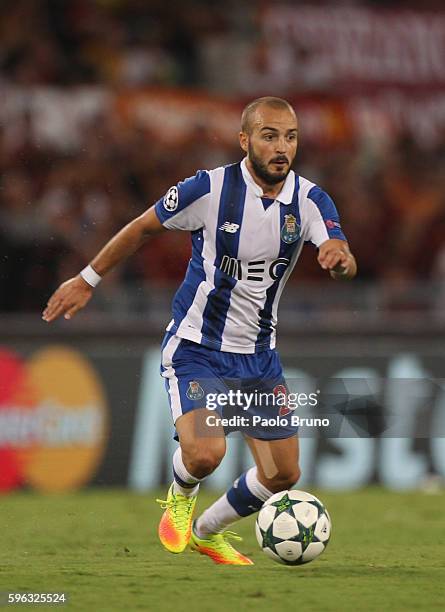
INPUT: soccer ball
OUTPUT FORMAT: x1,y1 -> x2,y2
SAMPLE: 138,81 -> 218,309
255,489 -> 331,565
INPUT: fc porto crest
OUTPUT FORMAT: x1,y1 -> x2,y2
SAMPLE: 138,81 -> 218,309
186,380 -> 204,400
281,214 -> 300,244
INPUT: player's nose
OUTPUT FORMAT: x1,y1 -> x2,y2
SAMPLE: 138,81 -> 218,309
275,137 -> 286,153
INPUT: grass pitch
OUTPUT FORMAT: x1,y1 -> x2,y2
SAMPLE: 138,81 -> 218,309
1,487 -> 444,611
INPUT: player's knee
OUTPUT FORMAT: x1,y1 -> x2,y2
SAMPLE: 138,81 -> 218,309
186,452 -> 223,478
265,466 -> 301,493
183,445 -> 225,479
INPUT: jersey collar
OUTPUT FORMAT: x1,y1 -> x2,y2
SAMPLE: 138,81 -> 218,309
240,157 -> 295,205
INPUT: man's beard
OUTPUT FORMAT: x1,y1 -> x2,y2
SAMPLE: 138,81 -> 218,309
248,143 -> 292,185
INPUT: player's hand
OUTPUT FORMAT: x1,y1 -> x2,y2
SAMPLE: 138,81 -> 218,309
42,276 -> 93,323
318,239 -> 356,279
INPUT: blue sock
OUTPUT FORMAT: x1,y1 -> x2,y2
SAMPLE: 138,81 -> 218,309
195,468 -> 272,536
226,470 -> 269,516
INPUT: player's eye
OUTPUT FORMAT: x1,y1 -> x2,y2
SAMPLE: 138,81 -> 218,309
263,134 -> 274,141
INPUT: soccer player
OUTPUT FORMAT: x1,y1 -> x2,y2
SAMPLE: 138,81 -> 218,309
42,97 -> 356,565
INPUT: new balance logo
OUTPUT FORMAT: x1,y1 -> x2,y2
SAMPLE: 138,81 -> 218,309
219,222 -> 239,233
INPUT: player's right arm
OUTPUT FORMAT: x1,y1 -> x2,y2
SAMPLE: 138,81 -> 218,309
42,170 -> 211,323
42,206 -> 165,323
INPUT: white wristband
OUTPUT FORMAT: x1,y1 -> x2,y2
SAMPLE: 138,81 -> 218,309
80,265 -> 102,288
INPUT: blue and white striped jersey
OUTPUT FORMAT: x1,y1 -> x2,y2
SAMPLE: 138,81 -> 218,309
154,158 -> 346,354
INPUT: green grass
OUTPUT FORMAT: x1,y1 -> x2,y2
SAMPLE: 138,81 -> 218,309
0,488 -> 444,611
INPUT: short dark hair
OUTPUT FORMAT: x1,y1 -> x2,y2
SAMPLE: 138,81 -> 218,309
241,97 -> 296,134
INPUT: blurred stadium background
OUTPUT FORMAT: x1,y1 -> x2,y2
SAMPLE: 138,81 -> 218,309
1,0 -> 445,497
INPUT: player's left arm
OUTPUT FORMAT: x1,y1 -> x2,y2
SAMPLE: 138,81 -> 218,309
318,239 -> 357,280
302,184 -> 357,281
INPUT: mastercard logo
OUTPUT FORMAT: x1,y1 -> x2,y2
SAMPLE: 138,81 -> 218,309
0,346 -> 108,493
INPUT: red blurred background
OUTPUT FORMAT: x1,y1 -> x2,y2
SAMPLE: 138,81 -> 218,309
0,0 -> 444,318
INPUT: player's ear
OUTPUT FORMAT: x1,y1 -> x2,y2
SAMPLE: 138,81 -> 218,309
239,131 -> 248,153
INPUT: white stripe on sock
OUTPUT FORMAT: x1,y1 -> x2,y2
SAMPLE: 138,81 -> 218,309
172,481 -> 199,497
245,467 -> 273,502
172,447 -> 203,497
195,494 -> 240,537
173,447 -> 202,484
195,468 -> 273,537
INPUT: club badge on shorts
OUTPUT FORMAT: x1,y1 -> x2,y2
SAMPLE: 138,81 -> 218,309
281,214 -> 300,244
186,380 -> 204,400
273,383 -> 291,416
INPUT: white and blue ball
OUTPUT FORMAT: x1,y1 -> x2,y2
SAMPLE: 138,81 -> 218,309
255,489 -> 331,565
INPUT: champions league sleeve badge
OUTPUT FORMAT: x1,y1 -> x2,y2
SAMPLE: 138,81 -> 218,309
280,214 -> 300,244
163,186 -> 179,212
186,380 -> 205,400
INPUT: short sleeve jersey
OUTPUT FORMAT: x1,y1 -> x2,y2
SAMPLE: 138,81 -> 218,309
154,158 -> 346,353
